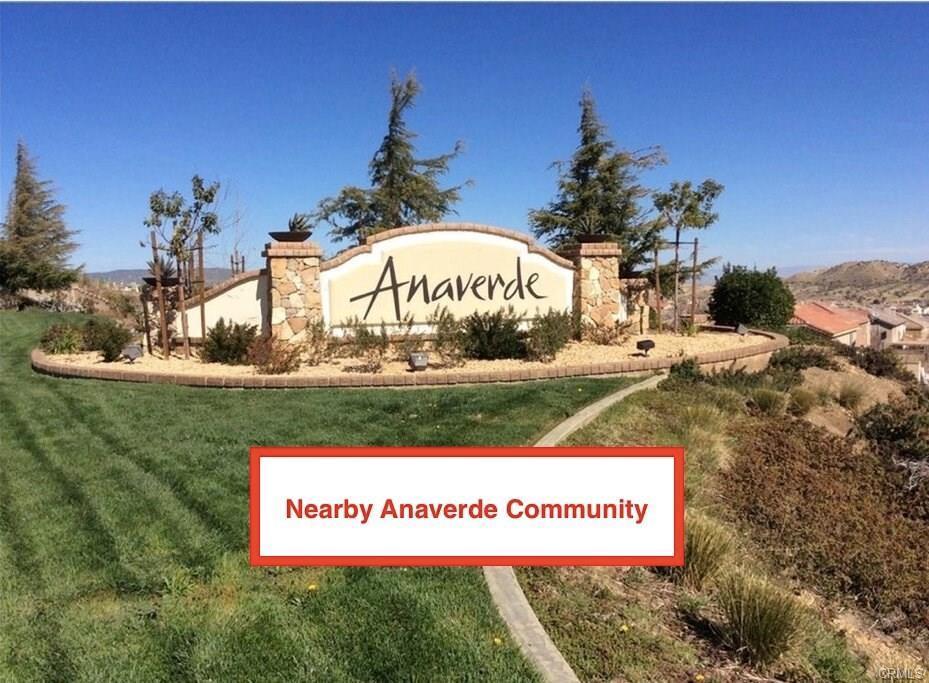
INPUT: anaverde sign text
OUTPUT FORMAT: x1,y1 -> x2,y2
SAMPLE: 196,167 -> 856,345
320,230 -> 574,326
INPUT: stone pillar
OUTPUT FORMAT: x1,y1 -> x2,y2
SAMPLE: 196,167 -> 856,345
262,241 -> 323,342
560,241 -> 623,337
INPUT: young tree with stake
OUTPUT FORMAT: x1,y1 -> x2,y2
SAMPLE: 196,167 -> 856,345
653,179 -> 724,332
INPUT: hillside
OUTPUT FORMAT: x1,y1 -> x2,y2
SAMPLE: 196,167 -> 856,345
787,260 -> 929,304
86,267 -> 233,285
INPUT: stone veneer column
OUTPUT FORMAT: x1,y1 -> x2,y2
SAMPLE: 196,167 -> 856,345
262,241 -> 323,342
559,242 -> 623,336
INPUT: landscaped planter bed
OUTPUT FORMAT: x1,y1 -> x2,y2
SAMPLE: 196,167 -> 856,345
33,328 -> 788,388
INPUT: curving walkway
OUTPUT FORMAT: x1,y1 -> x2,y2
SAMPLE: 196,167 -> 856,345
483,373 -> 665,683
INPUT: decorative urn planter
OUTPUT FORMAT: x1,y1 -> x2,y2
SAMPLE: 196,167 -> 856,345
142,276 -> 181,287
408,352 -> 429,372
576,234 -> 613,244
268,230 -> 311,243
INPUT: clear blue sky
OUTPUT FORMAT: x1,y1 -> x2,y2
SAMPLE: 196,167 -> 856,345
2,3 -> 927,273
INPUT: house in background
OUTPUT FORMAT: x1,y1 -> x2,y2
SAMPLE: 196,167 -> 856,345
868,308 -> 908,349
791,301 -> 870,346
898,312 -> 929,341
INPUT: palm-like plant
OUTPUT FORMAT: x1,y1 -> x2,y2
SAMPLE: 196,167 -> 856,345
288,213 -> 313,233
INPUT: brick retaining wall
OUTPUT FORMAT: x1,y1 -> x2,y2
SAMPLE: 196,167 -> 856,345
31,329 -> 788,390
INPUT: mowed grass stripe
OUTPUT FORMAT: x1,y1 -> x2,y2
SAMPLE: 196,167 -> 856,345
1,310 -> 632,681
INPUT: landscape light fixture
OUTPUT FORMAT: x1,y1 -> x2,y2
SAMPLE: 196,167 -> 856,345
636,339 -> 656,357
408,352 -> 429,372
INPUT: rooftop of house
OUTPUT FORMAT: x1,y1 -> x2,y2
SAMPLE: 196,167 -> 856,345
869,307 -> 910,328
792,301 -> 866,336
898,311 -> 929,330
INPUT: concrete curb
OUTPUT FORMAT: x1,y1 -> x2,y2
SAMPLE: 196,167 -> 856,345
483,373 -> 666,683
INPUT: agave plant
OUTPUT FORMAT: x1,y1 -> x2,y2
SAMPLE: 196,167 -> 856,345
288,213 -> 313,233
146,254 -> 177,280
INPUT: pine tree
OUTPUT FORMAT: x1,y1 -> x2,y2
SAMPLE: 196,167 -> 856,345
315,72 -> 467,244
0,141 -> 80,293
529,89 -> 665,276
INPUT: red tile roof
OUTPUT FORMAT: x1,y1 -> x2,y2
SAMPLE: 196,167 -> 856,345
792,301 -> 865,336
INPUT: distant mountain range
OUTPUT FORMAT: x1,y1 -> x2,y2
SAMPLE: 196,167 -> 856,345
787,260 -> 929,304
86,268 -> 233,284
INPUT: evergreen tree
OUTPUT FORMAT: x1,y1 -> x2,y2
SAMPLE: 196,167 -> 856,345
314,71 -> 467,244
529,89 -> 665,276
0,141 -> 80,293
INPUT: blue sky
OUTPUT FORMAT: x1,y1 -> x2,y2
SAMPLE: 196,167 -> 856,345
2,3 -> 927,273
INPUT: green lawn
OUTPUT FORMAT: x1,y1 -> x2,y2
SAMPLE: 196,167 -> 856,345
0,311 -> 635,682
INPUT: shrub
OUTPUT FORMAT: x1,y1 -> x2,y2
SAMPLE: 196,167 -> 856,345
716,573 -> 802,666
707,264 -> 795,329
247,336 -> 302,374
770,346 -> 839,372
750,388 -> 786,416
582,319 -> 632,346
846,347 -> 910,381
40,323 -> 84,354
303,319 -> 334,366
836,380 -> 864,412
783,326 -> 833,346
723,418 -> 929,630
856,391 -> 929,462
672,515 -> 731,590
202,318 -> 257,365
787,388 -> 817,416
461,307 -> 525,360
83,318 -> 132,362
664,358 -> 702,386
427,306 -> 465,366
525,309 -> 573,362
393,312 -> 425,360
343,317 -> 390,372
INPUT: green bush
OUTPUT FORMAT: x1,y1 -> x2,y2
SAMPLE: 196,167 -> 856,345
707,264 -> 795,329
393,312 -> 425,360
836,380 -> 865,412
846,346 -> 911,381
787,388 -> 817,416
663,358 -> 702,386
723,417 -> 929,630
303,319 -> 334,366
856,391 -> 929,462
202,318 -> 257,365
716,573 -> 802,666
461,307 -> 525,360
427,306 -> 465,366
671,515 -> 731,590
247,336 -> 302,374
40,323 -> 84,354
525,309 -> 573,362
83,318 -> 132,362
750,388 -> 787,416
783,326 -> 833,346
770,346 -> 839,372
342,317 -> 390,372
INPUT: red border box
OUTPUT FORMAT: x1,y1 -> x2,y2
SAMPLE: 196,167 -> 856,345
249,446 -> 684,567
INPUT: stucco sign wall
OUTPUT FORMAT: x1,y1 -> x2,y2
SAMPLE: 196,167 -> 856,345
319,228 -> 574,328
